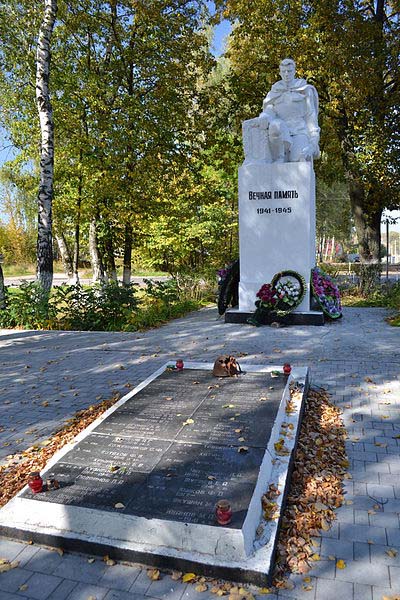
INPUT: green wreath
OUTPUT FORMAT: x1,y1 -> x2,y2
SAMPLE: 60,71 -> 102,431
270,270 -> 306,316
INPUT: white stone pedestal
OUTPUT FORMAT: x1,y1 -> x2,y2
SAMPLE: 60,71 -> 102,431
238,161 -> 316,314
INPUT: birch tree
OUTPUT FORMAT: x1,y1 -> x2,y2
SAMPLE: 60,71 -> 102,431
36,0 -> 57,292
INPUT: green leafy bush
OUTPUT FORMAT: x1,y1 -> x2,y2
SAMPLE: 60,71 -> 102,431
123,299 -> 201,331
143,278 -> 180,304
0,277 -> 209,332
0,282 -> 53,329
384,281 -> 400,310
51,282 -> 139,331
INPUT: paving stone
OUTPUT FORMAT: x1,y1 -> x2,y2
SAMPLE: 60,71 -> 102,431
129,569 -> 152,595
370,543 -> 400,566
274,574 -> 316,600
386,527 -> 400,547
366,462 -> 391,474
319,522 -> 339,539
105,591 -> 157,600
353,583 -> 372,600
63,582 -> 109,600
46,579 -> 78,600
369,511 -> 399,528
344,495 -> 377,511
17,572 -> 63,600
307,560 -> 335,580
0,567 -> 32,594
389,565 -> 400,589
335,507 -> 354,524
0,592 -> 24,600
15,544 -> 42,568
379,473 -> 400,486
315,577 -> 352,600
339,523 -> 387,545
98,564 -> 141,591
372,587 -> 396,600
24,547 -> 65,575
320,538 -> 354,560
347,451 -> 378,462
0,539 -> 27,561
334,558 -> 389,586
52,554 -> 106,584
353,542 -> 370,562
364,443 -> 389,454
146,576 -> 187,599
354,510 -> 369,525
181,585 -> 224,600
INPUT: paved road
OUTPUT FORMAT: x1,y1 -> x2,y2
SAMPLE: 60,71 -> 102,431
3,274 -> 169,287
0,306 -> 399,599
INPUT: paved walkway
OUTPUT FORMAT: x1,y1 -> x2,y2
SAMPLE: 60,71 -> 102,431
0,306 -> 399,600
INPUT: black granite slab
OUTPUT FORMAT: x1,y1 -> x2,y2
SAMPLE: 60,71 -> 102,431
22,368 -> 286,530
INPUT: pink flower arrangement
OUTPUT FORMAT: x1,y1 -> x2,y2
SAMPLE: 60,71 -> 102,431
256,283 -> 278,308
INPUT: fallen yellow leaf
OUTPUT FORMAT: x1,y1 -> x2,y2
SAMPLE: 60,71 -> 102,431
182,572 -> 197,583
147,568 -> 160,580
195,583 -> 208,592
0,560 -> 19,573
336,559 -> 346,569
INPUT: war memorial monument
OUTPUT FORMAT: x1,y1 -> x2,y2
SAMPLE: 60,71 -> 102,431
225,58 -> 324,325
0,61 -> 316,585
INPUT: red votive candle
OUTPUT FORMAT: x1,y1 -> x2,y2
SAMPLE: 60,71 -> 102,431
216,499 -> 232,525
283,363 -> 292,375
28,472 -> 43,494
176,360 -> 184,371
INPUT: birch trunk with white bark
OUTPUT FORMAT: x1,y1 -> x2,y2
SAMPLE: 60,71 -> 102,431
36,0 -> 57,293
89,217 -> 106,284
55,233 -> 75,283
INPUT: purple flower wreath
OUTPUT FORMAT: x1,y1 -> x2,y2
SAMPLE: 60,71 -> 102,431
311,267 -> 342,319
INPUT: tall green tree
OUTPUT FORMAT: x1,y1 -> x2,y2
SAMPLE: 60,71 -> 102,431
217,0 -> 400,262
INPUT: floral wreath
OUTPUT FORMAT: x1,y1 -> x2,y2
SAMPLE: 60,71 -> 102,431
248,270 -> 306,326
311,267 -> 342,319
270,270 -> 306,314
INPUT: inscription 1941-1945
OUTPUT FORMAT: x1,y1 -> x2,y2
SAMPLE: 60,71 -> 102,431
22,369 -> 286,530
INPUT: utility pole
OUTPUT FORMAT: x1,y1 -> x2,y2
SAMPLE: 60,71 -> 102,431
386,218 -> 389,281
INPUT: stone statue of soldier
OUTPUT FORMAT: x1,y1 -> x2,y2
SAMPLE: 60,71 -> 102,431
242,58 -> 320,164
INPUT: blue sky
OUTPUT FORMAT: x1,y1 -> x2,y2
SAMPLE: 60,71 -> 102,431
211,17 -> 231,57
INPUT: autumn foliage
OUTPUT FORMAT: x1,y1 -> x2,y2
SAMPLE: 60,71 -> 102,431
0,397 -> 118,508
274,387 -> 348,583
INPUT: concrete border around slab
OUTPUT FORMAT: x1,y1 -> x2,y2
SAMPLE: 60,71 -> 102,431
0,361 -> 309,585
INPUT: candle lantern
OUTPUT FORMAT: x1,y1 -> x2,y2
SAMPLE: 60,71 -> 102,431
28,472 -> 43,494
215,499 -> 232,525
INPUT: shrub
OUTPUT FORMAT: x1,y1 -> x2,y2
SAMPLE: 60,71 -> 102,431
0,282 -> 53,329
51,282 -> 139,331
